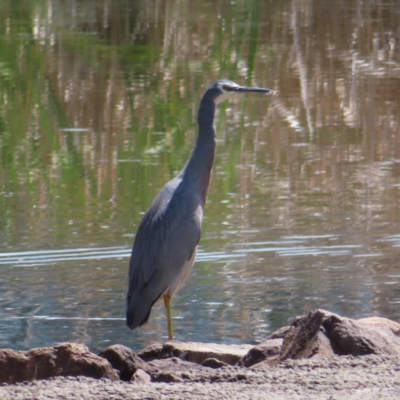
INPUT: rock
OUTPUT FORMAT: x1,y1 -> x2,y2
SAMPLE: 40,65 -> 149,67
265,326 -> 291,340
138,340 -> 253,366
323,313 -> 400,356
280,309 -> 327,361
0,349 -> 31,384
131,368 -> 151,384
136,342 -> 163,361
201,358 -> 229,369
261,309 -> 400,365
45,343 -> 119,381
357,317 -> 400,335
98,344 -> 147,381
311,331 -> 335,358
237,338 -> 282,367
0,343 -> 119,384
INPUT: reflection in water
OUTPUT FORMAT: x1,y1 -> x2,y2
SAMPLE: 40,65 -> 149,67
0,0 -> 400,352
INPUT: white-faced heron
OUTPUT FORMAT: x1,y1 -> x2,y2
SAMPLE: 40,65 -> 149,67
127,79 -> 275,340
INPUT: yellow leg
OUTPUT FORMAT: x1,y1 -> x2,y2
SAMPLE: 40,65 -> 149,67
164,294 -> 173,340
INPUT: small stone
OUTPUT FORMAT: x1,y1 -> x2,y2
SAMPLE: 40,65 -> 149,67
201,358 -> 229,369
131,369 -> 151,384
238,339 -> 282,367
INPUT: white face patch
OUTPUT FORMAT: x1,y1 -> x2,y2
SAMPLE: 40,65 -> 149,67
215,91 -> 235,104
214,81 -> 240,104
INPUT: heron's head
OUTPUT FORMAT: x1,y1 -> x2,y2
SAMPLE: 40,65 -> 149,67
207,79 -> 275,104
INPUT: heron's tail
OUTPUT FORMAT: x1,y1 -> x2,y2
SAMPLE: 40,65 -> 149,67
126,292 -> 154,330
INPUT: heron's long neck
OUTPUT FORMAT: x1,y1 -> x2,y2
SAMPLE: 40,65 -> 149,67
182,96 -> 216,206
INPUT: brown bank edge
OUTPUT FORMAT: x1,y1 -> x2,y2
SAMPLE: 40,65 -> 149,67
1,309 -> 400,385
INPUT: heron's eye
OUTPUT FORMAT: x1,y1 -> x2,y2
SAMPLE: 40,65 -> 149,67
222,84 -> 233,91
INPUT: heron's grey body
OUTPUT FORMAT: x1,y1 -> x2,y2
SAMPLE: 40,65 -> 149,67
126,79 -> 274,339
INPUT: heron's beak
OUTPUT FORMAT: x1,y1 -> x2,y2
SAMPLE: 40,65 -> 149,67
230,85 -> 276,95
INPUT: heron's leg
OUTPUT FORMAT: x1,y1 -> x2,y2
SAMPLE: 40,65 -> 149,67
164,294 -> 173,340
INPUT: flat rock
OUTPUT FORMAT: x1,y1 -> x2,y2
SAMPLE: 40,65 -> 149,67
138,340 -> 253,366
0,343 -> 119,384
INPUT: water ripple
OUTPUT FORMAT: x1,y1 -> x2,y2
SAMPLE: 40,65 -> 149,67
0,237 -> 375,267
0,247 -> 246,267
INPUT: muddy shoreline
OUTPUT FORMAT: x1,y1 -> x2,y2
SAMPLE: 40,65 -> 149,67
1,355 -> 399,399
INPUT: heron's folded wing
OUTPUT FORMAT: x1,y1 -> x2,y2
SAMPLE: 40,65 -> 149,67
127,177 -> 202,299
